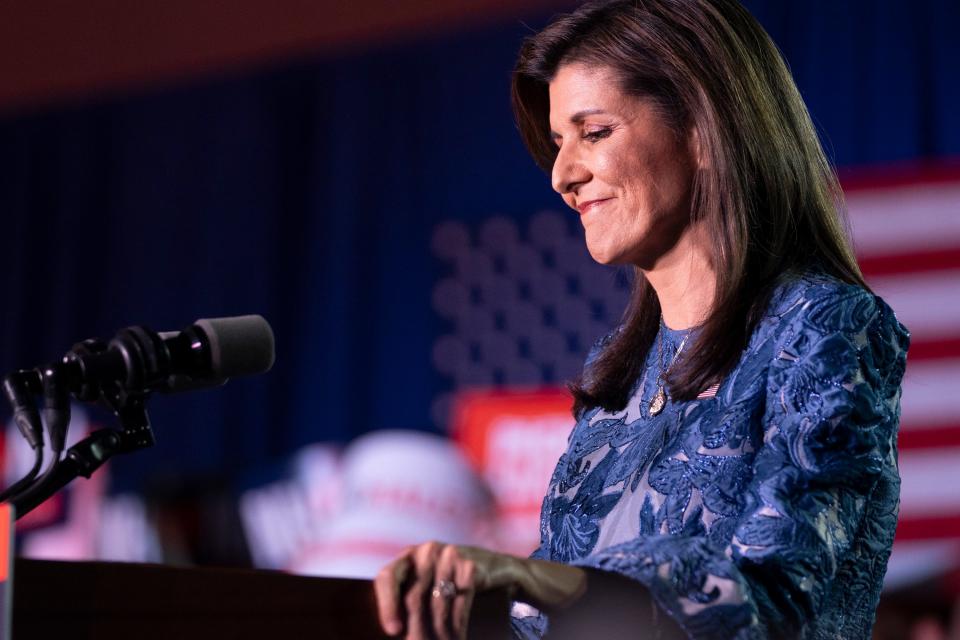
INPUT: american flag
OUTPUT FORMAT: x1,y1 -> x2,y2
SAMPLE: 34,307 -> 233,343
844,163 -> 960,589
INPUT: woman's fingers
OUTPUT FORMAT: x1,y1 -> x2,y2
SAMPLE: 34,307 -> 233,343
374,551 -> 413,636
451,557 -> 477,640
405,541 -> 443,639
374,542 -> 491,640
430,544 -> 460,640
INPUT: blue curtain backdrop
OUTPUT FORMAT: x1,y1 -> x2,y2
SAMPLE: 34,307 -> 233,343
0,0 -> 958,492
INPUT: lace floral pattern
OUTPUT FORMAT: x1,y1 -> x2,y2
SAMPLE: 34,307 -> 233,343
511,275 -> 909,639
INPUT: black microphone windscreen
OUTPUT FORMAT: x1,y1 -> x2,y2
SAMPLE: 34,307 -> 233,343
193,315 -> 275,379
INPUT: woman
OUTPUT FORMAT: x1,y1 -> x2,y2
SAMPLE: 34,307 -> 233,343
375,1 -> 909,638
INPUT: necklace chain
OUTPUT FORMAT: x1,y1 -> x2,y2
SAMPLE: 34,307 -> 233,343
648,321 -> 689,417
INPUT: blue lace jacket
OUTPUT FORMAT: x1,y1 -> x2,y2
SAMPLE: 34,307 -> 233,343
511,275 -> 910,639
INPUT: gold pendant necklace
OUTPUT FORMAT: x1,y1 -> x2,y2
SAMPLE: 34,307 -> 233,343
648,324 -> 688,417
649,386 -> 667,416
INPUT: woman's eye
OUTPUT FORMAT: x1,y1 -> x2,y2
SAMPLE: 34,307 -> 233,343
583,128 -> 612,142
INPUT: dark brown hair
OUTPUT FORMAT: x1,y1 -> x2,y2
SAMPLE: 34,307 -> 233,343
511,0 -> 867,416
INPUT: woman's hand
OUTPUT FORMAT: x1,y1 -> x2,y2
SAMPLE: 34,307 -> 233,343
373,541 -> 587,640
373,542 -> 515,640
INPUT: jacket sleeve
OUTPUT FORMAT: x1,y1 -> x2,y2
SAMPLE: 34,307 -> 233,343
567,285 -> 909,639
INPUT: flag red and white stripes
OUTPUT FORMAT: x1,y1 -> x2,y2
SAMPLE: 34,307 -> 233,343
845,165 -> 960,589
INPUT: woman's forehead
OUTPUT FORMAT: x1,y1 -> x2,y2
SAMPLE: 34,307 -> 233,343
548,64 -> 642,127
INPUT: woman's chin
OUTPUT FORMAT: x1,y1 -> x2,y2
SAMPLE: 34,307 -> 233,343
585,243 -> 631,267
585,247 -> 613,265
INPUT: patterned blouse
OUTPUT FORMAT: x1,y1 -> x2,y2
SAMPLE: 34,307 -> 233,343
511,274 -> 910,639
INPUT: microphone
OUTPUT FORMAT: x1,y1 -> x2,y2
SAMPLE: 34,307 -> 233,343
64,314 -> 275,399
0,315 -> 275,518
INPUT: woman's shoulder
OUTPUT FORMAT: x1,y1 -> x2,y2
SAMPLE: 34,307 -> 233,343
767,270 -> 864,316
765,270 -> 904,336
759,270 -> 910,377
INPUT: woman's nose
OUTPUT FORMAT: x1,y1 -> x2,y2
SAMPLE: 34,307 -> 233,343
551,145 -> 590,195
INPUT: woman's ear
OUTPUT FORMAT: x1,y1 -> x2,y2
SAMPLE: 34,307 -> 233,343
688,126 -> 709,171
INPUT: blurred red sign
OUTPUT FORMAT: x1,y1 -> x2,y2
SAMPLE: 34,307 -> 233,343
450,387 -> 574,554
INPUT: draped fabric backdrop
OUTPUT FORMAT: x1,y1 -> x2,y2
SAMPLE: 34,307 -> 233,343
0,0 -> 958,497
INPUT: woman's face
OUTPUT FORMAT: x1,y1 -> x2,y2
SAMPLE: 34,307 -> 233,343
548,63 -> 697,268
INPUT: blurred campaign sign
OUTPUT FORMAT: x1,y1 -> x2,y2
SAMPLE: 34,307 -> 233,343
450,388 -> 573,555
287,431 -> 493,578
240,432 -> 494,578
238,444 -> 343,570
844,165 -> 960,590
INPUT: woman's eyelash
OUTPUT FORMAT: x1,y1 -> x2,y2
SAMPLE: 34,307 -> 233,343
583,128 -> 613,142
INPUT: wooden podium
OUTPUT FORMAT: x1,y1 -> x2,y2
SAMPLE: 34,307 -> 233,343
12,558 -> 511,639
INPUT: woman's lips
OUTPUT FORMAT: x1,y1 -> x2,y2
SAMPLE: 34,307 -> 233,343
577,198 -> 612,215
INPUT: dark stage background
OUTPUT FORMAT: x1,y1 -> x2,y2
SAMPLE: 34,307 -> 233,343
0,0 -> 958,496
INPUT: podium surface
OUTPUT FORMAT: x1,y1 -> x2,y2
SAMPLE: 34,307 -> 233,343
12,558 -> 510,639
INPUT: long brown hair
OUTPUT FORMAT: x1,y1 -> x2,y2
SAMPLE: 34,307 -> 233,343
511,0 -> 867,416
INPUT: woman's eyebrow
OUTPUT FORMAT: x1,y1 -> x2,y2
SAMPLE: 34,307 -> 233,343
569,108 -> 607,122
550,109 -> 610,139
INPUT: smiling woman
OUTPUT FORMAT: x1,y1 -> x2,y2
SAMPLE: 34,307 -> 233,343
548,64 -> 700,275
374,1 -> 910,639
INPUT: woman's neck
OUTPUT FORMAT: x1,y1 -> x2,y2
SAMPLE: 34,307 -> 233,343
641,222 -> 717,331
